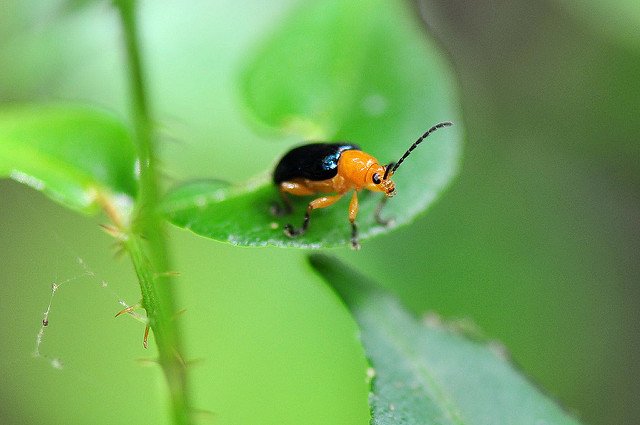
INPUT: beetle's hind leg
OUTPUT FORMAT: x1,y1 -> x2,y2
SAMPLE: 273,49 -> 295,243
270,182 -> 314,216
270,189 -> 293,217
284,194 -> 344,238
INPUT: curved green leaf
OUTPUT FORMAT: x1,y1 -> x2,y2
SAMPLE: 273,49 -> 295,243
165,0 -> 463,248
558,0 -> 640,48
309,254 -> 585,425
240,0 -> 382,137
0,104 -> 137,219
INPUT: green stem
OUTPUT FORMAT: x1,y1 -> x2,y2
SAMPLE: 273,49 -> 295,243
114,1 -> 192,424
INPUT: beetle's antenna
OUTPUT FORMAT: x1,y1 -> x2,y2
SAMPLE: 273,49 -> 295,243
390,121 -> 453,175
383,162 -> 396,180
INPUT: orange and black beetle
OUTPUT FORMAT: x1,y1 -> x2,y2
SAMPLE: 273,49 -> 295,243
272,121 -> 453,249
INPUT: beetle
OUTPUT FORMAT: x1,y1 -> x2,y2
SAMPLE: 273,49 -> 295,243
272,121 -> 453,249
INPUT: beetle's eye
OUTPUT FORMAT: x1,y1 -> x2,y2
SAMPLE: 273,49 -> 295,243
372,173 -> 381,184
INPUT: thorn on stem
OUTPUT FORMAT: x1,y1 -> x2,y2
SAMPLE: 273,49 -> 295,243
135,357 -> 159,367
173,308 -> 187,319
143,324 -> 150,349
111,242 -> 127,259
115,304 -> 138,317
99,223 -> 127,240
154,270 -> 181,278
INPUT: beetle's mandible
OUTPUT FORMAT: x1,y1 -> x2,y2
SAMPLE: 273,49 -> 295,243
271,121 -> 453,249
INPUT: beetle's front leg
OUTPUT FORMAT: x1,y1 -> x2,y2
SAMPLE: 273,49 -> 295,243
348,191 -> 360,250
374,194 -> 394,227
284,194 -> 344,238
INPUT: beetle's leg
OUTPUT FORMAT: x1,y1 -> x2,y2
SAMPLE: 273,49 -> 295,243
271,181 -> 315,216
284,194 -> 344,238
348,191 -> 360,250
374,194 -> 394,227
270,189 -> 293,216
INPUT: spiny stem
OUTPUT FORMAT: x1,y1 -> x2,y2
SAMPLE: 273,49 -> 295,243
114,1 -> 192,424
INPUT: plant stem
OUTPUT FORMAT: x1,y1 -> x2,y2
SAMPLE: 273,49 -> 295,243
114,1 -> 192,424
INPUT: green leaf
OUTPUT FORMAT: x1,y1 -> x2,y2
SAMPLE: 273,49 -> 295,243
240,0 -> 383,137
164,0 -> 462,248
0,104 -> 137,219
558,0 -> 640,48
309,254 -> 585,425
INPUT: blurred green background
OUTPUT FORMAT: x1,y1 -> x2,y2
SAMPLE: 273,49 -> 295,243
1,1 -> 638,424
